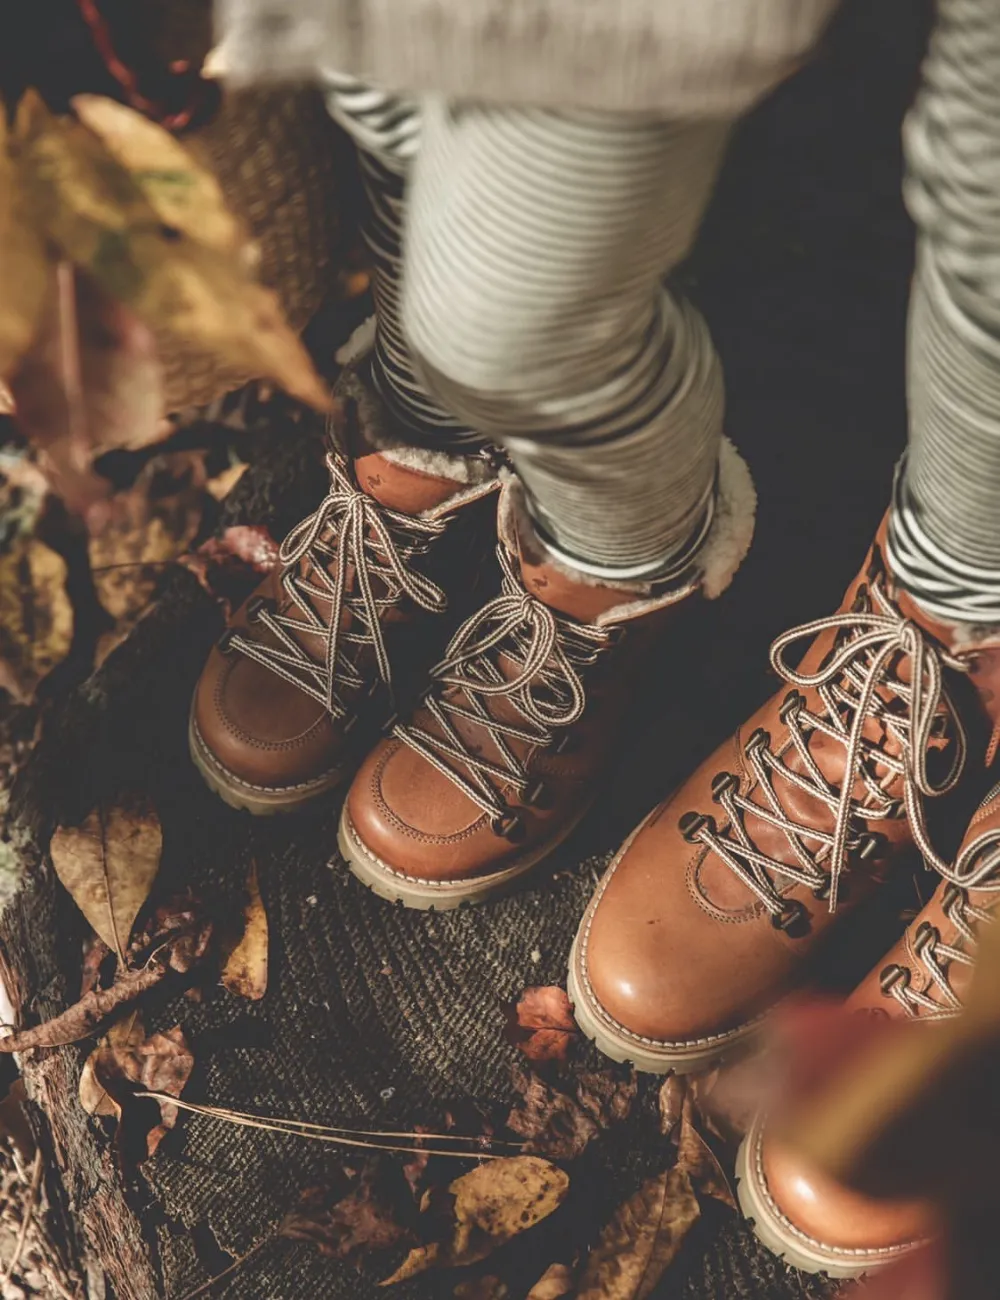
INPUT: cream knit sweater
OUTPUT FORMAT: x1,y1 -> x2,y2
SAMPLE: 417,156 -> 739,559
215,0 -> 841,116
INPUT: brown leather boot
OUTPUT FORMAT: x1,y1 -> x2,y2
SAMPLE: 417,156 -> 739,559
734,780 -> 1000,1277
338,442 -> 756,908
570,518 -> 1000,1073
189,384 -> 499,815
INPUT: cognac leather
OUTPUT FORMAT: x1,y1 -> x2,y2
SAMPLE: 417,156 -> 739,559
340,480 -> 692,903
190,446 -> 498,812
573,521 -> 997,1068
740,784 -> 1000,1271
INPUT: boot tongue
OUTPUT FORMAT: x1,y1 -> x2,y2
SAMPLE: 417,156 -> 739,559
516,543 -> 639,624
354,450 -> 461,515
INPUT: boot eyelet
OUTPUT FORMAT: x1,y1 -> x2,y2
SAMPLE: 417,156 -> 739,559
880,962 -> 909,995
913,920 -> 938,956
711,772 -> 739,801
745,728 -> 770,755
779,691 -> 805,725
490,811 -> 525,842
678,811 -> 715,843
771,900 -> 809,938
941,881 -> 963,915
247,595 -> 273,624
812,877 -> 831,900
218,628 -> 239,655
857,831 -> 887,861
522,780 -> 553,810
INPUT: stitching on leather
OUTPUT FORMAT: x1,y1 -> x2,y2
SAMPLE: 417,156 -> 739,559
212,664 -> 332,753
574,834 -> 767,1051
748,1123 -> 928,1259
192,715 -> 343,795
342,812 -> 526,889
369,744 -> 489,844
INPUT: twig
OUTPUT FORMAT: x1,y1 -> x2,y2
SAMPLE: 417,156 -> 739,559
2,1148 -> 43,1286
137,1093 -> 519,1159
174,1234 -> 271,1300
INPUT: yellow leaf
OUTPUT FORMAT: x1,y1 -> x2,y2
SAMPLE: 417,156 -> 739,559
381,1157 -> 569,1286
576,1168 -> 700,1300
221,862 -> 269,1000
12,91 -> 330,413
0,537 -> 73,703
0,111 -> 50,377
526,1263 -> 576,1299
71,95 -> 245,257
50,800 -> 162,963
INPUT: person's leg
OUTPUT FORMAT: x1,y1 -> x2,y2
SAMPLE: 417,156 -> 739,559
321,73 -> 487,454
401,102 -> 734,584
886,0 -> 1000,626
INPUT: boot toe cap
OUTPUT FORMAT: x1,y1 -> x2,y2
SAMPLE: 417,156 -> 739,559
192,638 -> 343,794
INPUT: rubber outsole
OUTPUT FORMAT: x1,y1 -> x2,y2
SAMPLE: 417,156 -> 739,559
188,712 -> 346,816
735,1120 -> 925,1278
337,802 -> 590,910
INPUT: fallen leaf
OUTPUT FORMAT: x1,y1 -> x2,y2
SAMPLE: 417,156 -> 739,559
280,1164 -> 415,1263
576,1168 -> 700,1300
10,264 -> 164,516
504,986 -> 578,1063
71,95 -> 245,257
128,894 -> 214,974
688,1057 -> 769,1145
658,1076 -> 686,1138
205,460 -> 248,501
178,524 -> 280,617
675,1094 -> 737,1211
89,450 -> 207,664
381,1157 -> 569,1286
0,958 -> 168,1052
454,1278 -> 508,1300
0,111 -> 49,376
13,91 -> 331,413
527,1263 -> 576,1299
221,863 -> 268,1000
49,798 -> 163,962
507,1065 -> 637,1161
79,1014 -> 193,1156
0,536 -> 73,703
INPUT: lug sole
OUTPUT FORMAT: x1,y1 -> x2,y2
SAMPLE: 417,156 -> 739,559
567,934 -> 761,1075
735,1120 -> 924,1279
188,712 -> 346,816
337,803 -> 590,910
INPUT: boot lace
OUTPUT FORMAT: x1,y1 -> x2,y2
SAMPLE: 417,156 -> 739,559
680,576 -> 969,930
880,821 -> 1000,1019
393,546 -> 616,835
227,453 -> 449,719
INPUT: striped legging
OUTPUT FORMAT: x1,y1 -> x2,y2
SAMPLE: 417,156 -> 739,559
325,73 -> 731,581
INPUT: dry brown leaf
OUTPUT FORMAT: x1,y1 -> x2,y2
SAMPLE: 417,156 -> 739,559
205,460 -> 249,501
504,986 -> 578,1063
178,524 -> 280,617
0,536 -> 73,703
381,1157 -> 569,1286
0,111 -> 49,377
79,1014 -> 193,1156
526,1263 -> 576,1299
49,798 -> 162,962
507,1065 -> 637,1161
576,1167 -> 700,1300
280,1166 -> 415,1263
0,958 -> 168,1052
71,95 -> 245,257
10,264 -> 164,514
688,1057 -> 768,1145
675,1094 -> 737,1211
454,1278 -> 508,1300
658,1076 -> 686,1138
89,450 -> 207,664
221,863 -> 268,1000
13,91 -> 330,413
80,935 -> 113,998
